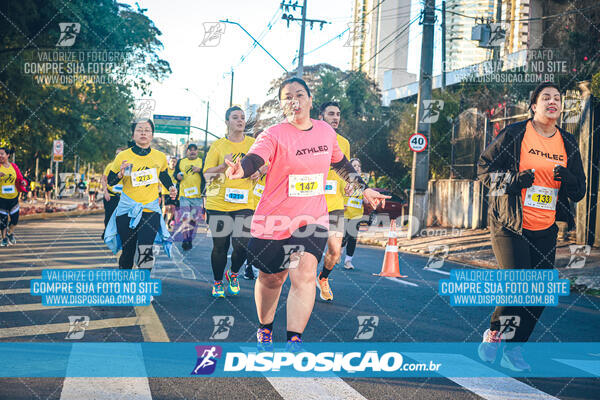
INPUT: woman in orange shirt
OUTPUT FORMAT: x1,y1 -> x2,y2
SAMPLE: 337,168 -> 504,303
477,82 -> 586,371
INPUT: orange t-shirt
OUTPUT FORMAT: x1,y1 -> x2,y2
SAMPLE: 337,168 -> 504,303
519,121 -> 567,231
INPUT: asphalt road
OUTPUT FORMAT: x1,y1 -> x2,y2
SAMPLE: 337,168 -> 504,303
0,214 -> 598,399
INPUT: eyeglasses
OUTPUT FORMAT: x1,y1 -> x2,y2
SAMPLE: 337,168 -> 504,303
135,129 -> 153,134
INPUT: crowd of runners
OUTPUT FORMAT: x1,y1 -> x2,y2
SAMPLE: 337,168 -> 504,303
2,79 -> 587,367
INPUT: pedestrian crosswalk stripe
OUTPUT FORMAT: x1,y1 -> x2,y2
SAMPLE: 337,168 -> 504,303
0,249 -> 112,258
60,377 -> 152,400
0,275 -> 41,282
4,255 -> 116,263
0,288 -> 30,294
0,302 -> 80,312
0,317 -> 139,338
266,377 -> 367,400
404,353 -> 560,399
0,264 -> 114,272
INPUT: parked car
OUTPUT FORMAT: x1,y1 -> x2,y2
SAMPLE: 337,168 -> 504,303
362,188 -> 408,224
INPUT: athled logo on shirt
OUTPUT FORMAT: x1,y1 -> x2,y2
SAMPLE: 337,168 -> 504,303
527,148 -> 564,162
296,145 -> 329,156
191,345 -> 223,375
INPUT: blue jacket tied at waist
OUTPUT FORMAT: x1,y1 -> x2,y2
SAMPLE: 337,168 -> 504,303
104,193 -> 172,258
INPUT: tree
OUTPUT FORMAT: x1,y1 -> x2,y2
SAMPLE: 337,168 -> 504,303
0,0 -> 171,175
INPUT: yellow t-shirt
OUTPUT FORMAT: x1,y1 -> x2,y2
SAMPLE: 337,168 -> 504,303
110,148 -> 168,211
203,135 -> 255,212
325,134 -> 351,212
249,173 -> 267,210
0,164 -> 18,200
88,181 -> 100,192
103,162 -> 122,196
177,158 -> 203,199
161,167 -> 176,195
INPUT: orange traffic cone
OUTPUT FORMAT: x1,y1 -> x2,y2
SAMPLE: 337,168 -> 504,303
374,219 -> 407,278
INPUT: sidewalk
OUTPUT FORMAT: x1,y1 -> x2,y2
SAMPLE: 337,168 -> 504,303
357,226 -> 600,293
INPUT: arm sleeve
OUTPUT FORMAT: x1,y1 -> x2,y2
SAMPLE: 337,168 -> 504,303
241,153 -> 266,178
159,170 -> 174,189
331,155 -> 368,190
107,171 -> 121,186
11,163 -> 23,182
174,159 -> 183,181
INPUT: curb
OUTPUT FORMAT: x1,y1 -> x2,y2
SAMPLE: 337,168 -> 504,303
21,208 -> 104,221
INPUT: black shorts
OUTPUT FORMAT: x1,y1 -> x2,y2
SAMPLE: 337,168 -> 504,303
247,224 -> 328,274
328,209 -> 345,234
89,191 -> 97,195
0,197 -> 19,214
163,194 -> 179,207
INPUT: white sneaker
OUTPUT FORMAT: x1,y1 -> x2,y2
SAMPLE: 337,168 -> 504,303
344,261 -> 355,270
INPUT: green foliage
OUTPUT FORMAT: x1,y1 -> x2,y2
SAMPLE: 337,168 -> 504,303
0,0 -> 171,173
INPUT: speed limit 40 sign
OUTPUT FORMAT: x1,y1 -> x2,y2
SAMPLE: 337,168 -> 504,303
409,133 -> 427,152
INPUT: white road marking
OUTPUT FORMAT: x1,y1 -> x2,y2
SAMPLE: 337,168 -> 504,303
60,344 -> 152,400
385,277 -> 419,287
266,377 -> 367,400
404,353 -> 560,400
423,267 -> 451,276
0,317 -> 138,339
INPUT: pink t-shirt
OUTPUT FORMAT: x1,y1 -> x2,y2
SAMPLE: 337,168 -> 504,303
248,119 -> 344,240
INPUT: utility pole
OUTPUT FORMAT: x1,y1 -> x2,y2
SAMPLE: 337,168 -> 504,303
492,0 -> 502,61
204,101 -> 209,159
280,1 -> 329,78
408,0 -> 436,240
441,0 -> 446,90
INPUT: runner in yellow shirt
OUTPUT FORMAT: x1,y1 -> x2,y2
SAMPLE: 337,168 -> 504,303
341,158 -> 368,270
174,144 -> 203,251
316,102 -> 350,302
202,106 -> 258,297
87,177 -> 100,207
0,147 -> 26,246
105,119 -> 177,270
161,157 -> 178,229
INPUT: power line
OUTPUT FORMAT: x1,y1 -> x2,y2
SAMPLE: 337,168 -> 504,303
439,3 -> 600,23
346,14 -> 421,80
236,8 -> 282,66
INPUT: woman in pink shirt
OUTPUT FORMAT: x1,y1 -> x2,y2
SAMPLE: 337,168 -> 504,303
226,77 -> 389,351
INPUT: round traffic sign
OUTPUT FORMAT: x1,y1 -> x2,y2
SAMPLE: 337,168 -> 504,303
409,133 -> 427,152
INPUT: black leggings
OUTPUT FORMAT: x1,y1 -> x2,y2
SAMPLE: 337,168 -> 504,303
489,220 -> 558,342
206,209 -> 253,281
103,195 -> 120,228
116,212 -> 160,269
342,218 -> 362,257
0,198 -> 19,231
